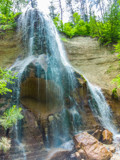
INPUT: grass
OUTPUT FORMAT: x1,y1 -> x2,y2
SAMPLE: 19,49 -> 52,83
61,37 -> 68,42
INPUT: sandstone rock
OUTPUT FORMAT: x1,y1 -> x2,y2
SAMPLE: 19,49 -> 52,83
73,132 -> 112,160
109,146 -> 116,153
48,150 -> 70,160
102,129 -> 113,144
75,149 -> 88,160
92,129 -> 102,141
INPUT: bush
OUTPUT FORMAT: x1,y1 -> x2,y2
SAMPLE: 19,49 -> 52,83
0,105 -> 23,131
0,137 -> 11,153
0,68 -> 17,95
53,12 -> 90,38
89,3 -> 120,45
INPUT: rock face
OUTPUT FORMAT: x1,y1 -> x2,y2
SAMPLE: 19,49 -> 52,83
75,149 -> 88,160
64,36 -> 119,95
18,54 -> 100,147
73,132 -> 112,160
102,129 -> 113,144
0,109 -> 48,160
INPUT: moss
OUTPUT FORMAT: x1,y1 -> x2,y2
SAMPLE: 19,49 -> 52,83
80,74 -> 87,82
106,65 -> 113,74
112,88 -> 118,100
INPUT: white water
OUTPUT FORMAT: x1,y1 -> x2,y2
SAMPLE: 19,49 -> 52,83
15,124 -> 26,160
87,81 -> 118,136
72,68 -> 118,136
9,0 -> 120,155
10,0 -> 79,149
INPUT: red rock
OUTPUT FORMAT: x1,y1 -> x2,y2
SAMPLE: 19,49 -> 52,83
102,129 -> 113,144
73,132 -> 112,160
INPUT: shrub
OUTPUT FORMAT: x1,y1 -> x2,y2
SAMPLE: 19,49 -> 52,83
0,68 -> 17,95
0,137 -> 11,153
53,12 -> 90,38
0,105 -> 23,131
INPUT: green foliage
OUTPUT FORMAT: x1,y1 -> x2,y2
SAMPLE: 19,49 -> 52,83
0,105 -> 23,130
61,37 -> 68,42
53,2 -> 120,45
0,137 -> 11,153
112,42 -> 120,89
53,12 -> 90,38
89,3 -> 120,45
0,68 -> 17,95
53,14 -> 63,32
63,22 -> 74,38
0,0 -> 23,30
112,74 -> 120,88
114,41 -> 120,56
0,0 -> 13,16
112,88 -> 118,99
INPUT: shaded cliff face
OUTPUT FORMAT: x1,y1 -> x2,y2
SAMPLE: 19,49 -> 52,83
0,30 -> 23,68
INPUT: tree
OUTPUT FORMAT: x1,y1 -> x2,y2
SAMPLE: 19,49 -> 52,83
0,68 -> 23,155
0,68 -> 17,95
12,0 -> 28,13
0,0 -> 13,16
66,0 -> 74,21
58,0 -> 63,21
49,1 -> 56,19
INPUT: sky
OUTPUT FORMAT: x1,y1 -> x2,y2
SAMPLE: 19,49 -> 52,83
37,0 -> 50,13
26,0 -> 110,22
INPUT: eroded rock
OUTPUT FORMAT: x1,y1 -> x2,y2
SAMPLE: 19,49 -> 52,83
48,150 -> 71,160
102,129 -> 113,144
75,149 -> 88,160
73,132 -> 112,160
109,146 -> 116,153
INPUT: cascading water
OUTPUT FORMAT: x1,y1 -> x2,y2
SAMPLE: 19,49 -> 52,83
10,0 -> 82,149
87,81 -> 118,135
87,81 -> 120,155
8,0 -> 120,159
14,123 -> 26,160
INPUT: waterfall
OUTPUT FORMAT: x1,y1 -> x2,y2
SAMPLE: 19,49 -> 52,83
9,0 -> 119,152
10,0 -> 82,148
14,123 -> 26,160
87,81 -> 118,135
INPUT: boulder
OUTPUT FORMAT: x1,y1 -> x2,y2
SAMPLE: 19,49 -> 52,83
109,146 -> 116,153
73,132 -> 112,160
102,129 -> 113,144
75,149 -> 88,160
92,129 -> 102,141
48,150 -> 71,160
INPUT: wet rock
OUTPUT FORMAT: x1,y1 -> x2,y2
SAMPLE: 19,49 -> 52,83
48,150 -> 71,160
92,129 -> 102,141
109,146 -> 115,153
102,129 -> 113,144
48,115 -> 54,122
75,149 -> 88,160
73,132 -> 112,160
